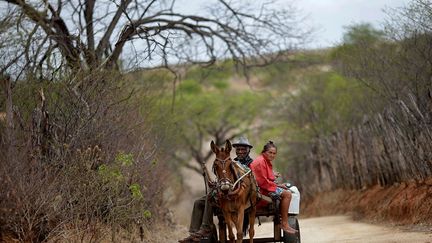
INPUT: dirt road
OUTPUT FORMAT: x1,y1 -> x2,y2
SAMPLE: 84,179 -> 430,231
172,168 -> 432,243
253,215 -> 432,243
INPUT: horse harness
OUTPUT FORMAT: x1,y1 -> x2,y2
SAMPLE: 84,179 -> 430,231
212,156 -> 256,205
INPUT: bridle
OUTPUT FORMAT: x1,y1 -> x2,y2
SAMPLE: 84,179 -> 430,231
213,156 -> 236,192
210,140 -> 252,199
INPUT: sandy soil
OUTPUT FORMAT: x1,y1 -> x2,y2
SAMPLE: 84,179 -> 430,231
253,215 -> 432,243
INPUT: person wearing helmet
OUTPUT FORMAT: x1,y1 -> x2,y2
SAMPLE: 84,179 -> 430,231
179,136 -> 254,243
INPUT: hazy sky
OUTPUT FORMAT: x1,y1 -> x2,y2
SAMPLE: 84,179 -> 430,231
292,0 -> 411,48
178,0 -> 411,48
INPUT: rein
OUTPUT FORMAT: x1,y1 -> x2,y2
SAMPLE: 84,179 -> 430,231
232,169 -> 251,189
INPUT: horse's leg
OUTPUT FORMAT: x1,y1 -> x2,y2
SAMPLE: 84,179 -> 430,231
236,207 -> 245,243
248,203 -> 256,243
218,214 -> 227,243
224,213 -> 235,243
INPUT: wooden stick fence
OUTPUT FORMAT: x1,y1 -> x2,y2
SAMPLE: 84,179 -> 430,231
289,94 -> 432,198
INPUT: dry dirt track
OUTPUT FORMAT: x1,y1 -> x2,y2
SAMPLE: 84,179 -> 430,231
253,215 -> 432,243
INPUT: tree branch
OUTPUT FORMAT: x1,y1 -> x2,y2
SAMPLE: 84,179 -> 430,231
96,0 -> 132,62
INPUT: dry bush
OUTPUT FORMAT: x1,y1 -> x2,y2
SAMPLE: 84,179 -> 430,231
0,70 -> 173,242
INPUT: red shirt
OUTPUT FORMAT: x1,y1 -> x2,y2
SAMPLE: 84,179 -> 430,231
250,154 -> 277,195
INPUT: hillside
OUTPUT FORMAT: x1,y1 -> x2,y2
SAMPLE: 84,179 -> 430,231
165,43 -> 432,228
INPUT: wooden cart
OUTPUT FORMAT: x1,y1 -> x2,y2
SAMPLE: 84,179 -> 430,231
201,191 -> 301,243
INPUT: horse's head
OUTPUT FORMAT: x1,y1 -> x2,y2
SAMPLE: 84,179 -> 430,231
210,140 -> 235,193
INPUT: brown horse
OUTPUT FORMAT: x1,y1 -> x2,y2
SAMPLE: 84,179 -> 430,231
210,140 -> 257,243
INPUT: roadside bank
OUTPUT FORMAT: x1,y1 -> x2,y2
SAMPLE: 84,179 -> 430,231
301,177 -> 432,226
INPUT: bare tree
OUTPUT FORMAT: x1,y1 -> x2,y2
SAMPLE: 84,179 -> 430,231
0,10 -> 24,77
2,0 -> 309,74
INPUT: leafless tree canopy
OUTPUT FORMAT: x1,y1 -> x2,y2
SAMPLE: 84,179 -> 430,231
1,0 -> 308,75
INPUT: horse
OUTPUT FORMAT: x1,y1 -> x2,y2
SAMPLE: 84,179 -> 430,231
210,140 -> 257,243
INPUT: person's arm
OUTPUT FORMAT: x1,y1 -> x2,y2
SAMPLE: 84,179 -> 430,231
277,183 -> 288,189
273,170 -> 288,189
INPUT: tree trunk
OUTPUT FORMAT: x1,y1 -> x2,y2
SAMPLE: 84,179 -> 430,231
1,74 -> 15,161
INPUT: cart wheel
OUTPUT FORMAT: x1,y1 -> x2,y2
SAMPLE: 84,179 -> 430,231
283,216 -> 300,243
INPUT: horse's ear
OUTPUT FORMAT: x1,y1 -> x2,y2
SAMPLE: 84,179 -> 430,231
210,140 -> 218,153
225,139 -> 232,153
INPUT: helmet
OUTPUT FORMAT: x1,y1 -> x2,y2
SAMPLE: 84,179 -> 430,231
232,136 -> 253,148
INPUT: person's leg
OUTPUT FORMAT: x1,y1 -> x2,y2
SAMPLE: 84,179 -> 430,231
189,196 -> 206,233
280,190 -> 297,234
179,196 -> 206,243
191,196 -> 214,240
200,195 -> 213,230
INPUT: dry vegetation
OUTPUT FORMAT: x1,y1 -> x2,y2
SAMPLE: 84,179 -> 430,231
292,94 -> 432,198
0,71 -> 174,242
0,0 -> 310,240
